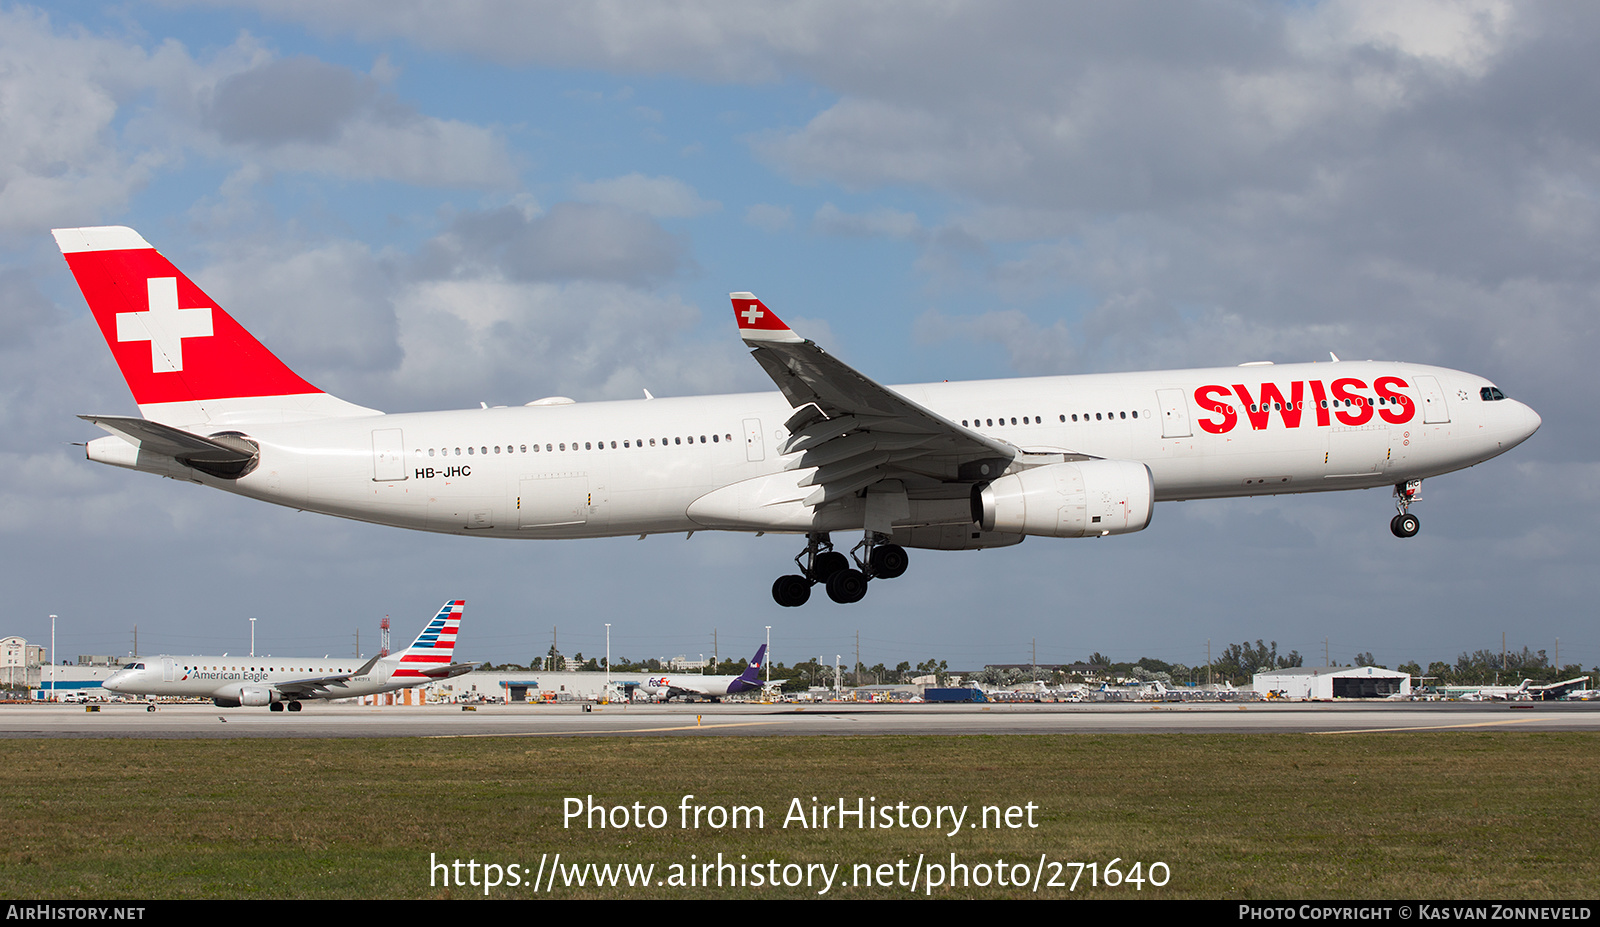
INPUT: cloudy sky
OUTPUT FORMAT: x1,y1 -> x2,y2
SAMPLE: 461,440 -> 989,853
4,0 -> 1594,676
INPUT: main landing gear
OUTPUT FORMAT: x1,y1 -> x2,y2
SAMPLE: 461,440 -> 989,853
1390,479 -> 1422,538
771,532 -> 909,607
268,701 -> 304,712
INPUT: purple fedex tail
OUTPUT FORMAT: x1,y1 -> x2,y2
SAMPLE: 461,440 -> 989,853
727,644 -> 768,694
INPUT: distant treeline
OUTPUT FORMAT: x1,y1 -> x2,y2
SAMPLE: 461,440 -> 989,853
474,641 -> 1594,690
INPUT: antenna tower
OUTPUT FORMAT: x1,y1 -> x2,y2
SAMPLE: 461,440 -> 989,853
380,615 -> 391,657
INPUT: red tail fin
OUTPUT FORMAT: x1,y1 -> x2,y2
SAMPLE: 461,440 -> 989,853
54,227 -> 376,424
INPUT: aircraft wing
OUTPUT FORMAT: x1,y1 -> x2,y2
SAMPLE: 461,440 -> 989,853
271,654 -> 383,699
732,293 -> 1017,507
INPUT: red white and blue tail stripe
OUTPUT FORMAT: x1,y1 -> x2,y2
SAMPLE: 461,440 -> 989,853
388,599 -> 464,680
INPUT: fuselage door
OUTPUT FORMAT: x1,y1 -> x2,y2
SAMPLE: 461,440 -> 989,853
371,429 -> 407,481
1156,389 -> 1192,438
743,418 -> 765,462
1414,376 -> 1451,424
162,658 -> 175,683
518,476 -> 589,527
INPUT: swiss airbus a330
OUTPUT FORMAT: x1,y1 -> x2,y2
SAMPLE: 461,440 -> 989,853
55,227 -> 1540,607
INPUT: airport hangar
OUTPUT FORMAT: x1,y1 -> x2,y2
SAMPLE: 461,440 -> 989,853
1253,666 -> 1411,701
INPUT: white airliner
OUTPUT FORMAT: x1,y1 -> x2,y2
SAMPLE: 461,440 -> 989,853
55,226 -> 1541,607
637,645 -> 771,701
103,599 -> 475,710
1438,679 -> 1533,701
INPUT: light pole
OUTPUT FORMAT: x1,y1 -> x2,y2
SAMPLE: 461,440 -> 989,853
604,623 -> 611,693
49,614 -> 56,700
764,625 -> 771,685
249,617 -> 256,657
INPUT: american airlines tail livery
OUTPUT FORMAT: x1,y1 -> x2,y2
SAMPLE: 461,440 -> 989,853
55,226 -> 1540,607
638,645 -> 771,701
103,599 -> 475,709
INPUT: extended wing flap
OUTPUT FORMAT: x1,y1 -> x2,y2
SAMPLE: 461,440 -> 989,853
732,294 -> 1015,506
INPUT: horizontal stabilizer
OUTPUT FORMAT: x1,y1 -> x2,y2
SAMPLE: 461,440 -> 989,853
80,414 -> 259,479
419,662 -> 482,679
81,415 -> 251,464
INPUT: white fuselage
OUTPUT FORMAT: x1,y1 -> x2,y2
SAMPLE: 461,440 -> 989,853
104,656 -> 407,704
638,674 -> 761,700
93,361 -> 1540,544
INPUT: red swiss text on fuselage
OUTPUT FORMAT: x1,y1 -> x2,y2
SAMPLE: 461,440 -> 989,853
1194,377 -> 1414,435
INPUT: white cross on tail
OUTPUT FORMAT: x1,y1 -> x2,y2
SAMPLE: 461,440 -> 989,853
116,277 -> 213,373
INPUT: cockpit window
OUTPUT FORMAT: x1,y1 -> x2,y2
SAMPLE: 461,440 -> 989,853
121,662 -> 144,670
1480,386 -> 1506,401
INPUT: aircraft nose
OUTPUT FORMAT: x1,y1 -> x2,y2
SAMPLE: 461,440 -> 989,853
1516,401 -> 1541,440
1505,400 -> 1541,447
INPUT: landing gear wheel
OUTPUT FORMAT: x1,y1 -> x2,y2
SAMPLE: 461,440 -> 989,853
269,702 -> 284,712
772,574 -> 812,607
812,551 -> 849,583
1390,513 -> 1420,538
868,544 -> 909,579
287,701 -> 303,712
825,568 -> 869,604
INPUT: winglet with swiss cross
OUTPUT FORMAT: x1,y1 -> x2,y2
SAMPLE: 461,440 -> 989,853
731,292 -> 803,344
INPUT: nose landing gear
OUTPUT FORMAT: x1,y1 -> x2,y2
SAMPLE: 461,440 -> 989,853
1390,479 -> 1422,538
770,532 -> 910,606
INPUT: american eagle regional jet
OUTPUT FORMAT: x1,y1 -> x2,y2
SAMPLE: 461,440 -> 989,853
55,227 -> 1541,607
103,599 -> 475,709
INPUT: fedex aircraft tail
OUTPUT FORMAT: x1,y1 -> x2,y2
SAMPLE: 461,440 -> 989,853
387,599 -> 470,682
53,226 -> 379,427
735,644 -> 767,688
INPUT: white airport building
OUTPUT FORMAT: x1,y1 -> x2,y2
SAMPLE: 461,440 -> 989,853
1253,665 -> 1411,700
2,636 -> 46,690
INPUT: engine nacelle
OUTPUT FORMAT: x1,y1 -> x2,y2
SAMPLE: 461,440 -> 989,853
974,460 -> 1154,538
238,685 -> 278,707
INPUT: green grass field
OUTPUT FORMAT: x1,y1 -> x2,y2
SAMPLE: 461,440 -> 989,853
2,733 -> 1596,899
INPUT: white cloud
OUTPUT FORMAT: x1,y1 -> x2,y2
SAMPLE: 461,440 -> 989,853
914,307 -> 1077,376
0,9 -> 517,242
388,277 -> 751,405
152,219 -> 755,412
744,203 -> 793,232
0,8 -> 166,237
813,202 -> 923,240
1296,0 -> 1515,74
571,173 -> 720,218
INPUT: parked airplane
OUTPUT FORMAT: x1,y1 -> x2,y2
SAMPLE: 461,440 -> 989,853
638,645 -> 770,701
1439,679 -> 1533,701
102,599 -> 475,709
56,227 -> 1541,607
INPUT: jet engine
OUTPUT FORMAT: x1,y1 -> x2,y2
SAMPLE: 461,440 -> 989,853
238,685 -> 278,707
973,459 -> 1154,538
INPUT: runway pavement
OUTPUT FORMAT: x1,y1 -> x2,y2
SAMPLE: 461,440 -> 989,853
3,700 -> 1598,739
